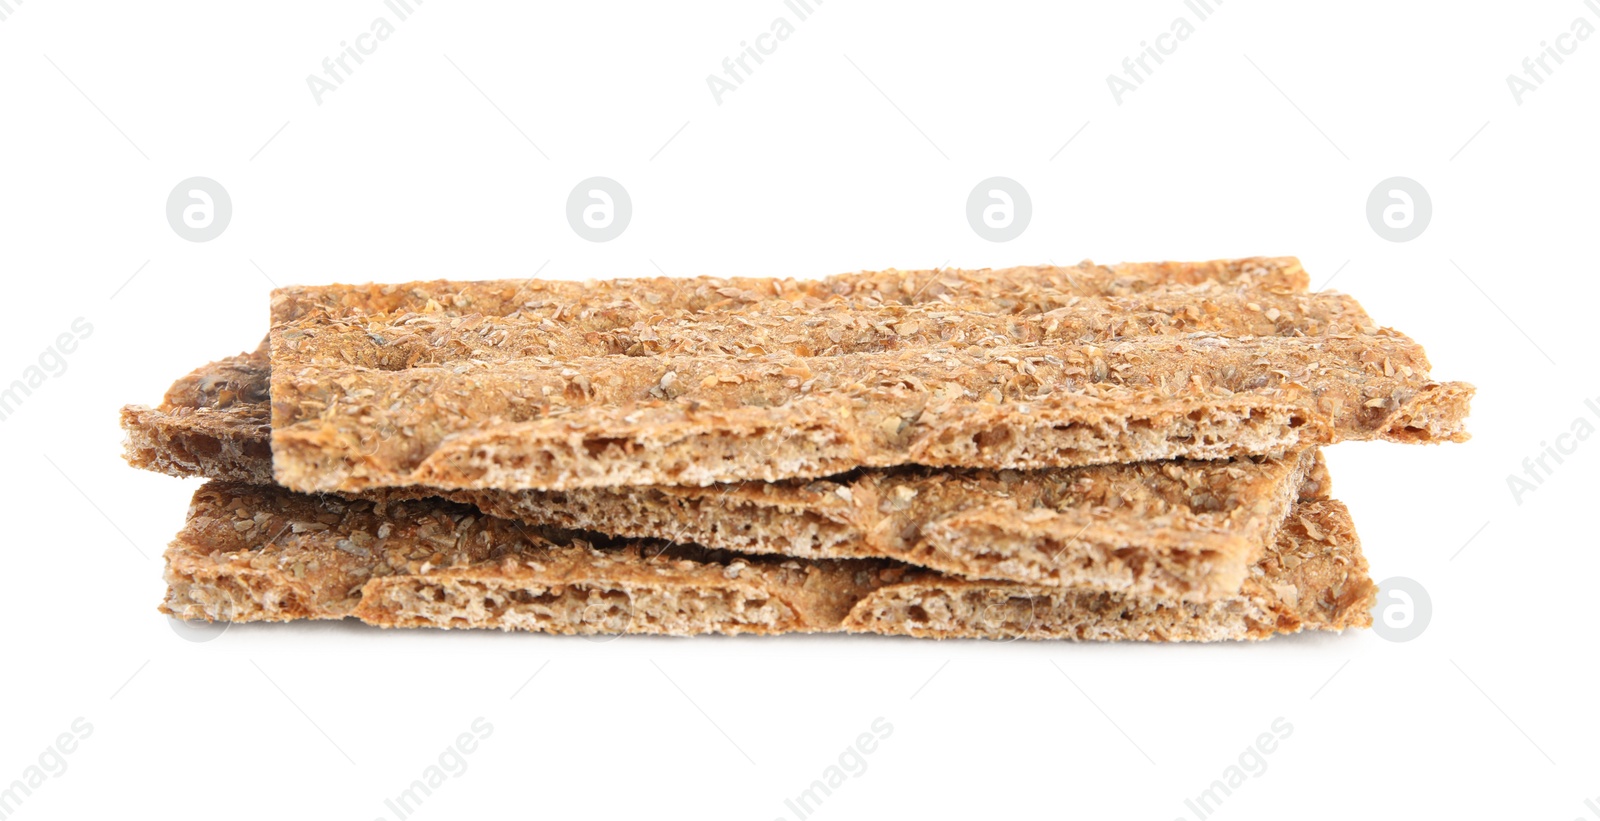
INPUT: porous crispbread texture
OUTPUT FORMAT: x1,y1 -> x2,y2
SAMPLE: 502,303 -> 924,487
265,258 -> 1349,494
845,499 -> 1374,641
162,482 -> 881,635
120,343 -> 274,485
269,257 -> 1310,325
128,351 -> 1330,597
271,322 -> 1472,492
452,449 -> 1325,600
125,261 -> 1328,490
162,481 -> 1371,641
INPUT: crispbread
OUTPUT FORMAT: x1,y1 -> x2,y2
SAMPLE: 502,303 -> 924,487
256,258 -> 1347,494
270,257 -> 1311,325
282,287 -> 1371,366
452,450 -> 1326,600
127,350 -> 1328,598
845,498 -> 1374,641
162,481 -> 1372,641
271,314 -> 1471,491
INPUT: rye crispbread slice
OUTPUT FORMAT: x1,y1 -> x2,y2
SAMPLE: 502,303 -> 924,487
265,260 -> 1471,493
127,349 -> 1328,599
276,275 -> 1363,366
271,257 -> 1311,324
843,497 -> 1374,641
120,257 -> 1324,488
161,481 -> 1372,641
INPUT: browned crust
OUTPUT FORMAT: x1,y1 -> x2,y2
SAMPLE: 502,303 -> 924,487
127,350 -> 1329,598
162,482 -> 1371,641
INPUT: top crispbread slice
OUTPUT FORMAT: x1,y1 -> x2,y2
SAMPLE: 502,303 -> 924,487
162,480 -> 1372,641
267,262 -> 1470,492
124,259 -> 1326,489
276,277 -> 1362,366
125,349 -> 1325,599
269,257 -> 1310,324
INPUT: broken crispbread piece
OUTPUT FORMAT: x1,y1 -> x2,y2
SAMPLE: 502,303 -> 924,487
128,351 -> 1327,598
162,482 -> 1372,641
121,341 -> 274,485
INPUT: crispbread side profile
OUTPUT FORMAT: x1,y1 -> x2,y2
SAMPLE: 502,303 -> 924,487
281,287 -> 1371,366
162,482 -> 882,635
845,498 -> 1374,641
459,449 -> 1328,600
271,321 -> 1471,492
162,481 -> 1372,641
267,258 -> 1368,493
128,350 -> 1328,597
125,256 -> 1437,642
270,257 -> 1310,325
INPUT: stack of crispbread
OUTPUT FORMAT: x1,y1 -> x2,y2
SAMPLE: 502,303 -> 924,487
121,258 -> 1472,640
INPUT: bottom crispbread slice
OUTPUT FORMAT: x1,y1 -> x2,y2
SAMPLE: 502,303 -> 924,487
163,481 -> 1373,641
129,349 -> 1326,599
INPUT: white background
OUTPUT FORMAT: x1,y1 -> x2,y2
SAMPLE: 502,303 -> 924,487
1,1 -> 1596,818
